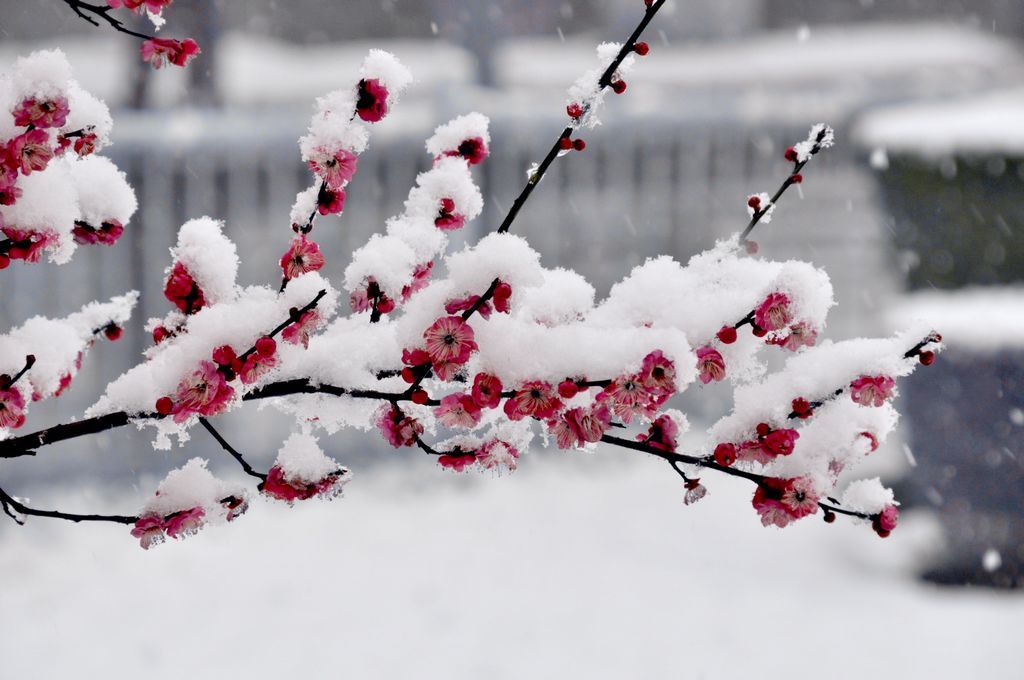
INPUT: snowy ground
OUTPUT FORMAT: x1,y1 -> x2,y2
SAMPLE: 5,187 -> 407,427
0,452 -> 1019,679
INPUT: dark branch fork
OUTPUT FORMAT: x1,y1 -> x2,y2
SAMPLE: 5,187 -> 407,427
739,125 -> 831,244
60,0 -> 156,41
405,0 -> 668,392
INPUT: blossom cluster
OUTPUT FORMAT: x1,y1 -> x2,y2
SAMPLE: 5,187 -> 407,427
0,50 -> 135,267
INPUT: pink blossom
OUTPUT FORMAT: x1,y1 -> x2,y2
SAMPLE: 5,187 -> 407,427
445,294 -> 491,319
761,428 -> 799,457
316,185 -> 346,215
72,132 -> 99,157
476,439 -> 520,471
308,146 -> 358,189
769,322 -> 818,351
163,261 -> 205,313
876,504 -> 899,533
423,316 -> 477,365
684,480 -> 708,506
282,309 -> 320,348
754,292 -> 793,332
641,413 -> 679,452
434,197 -> 466,231
375,404 -> 423,448
0,171 -> 21,206
780,477 -> 820,518
503,381 -> 562,421
434,393 -> 483,429
72,220 -> 123,246
280,237 -> 325,281
850,375 -> 896,407
108,0 -> 174,13
492,281 -> 512,314
553,402 -> 611,449
130,514 -> 165,550
442,136 -> 488,165
639,350 -> 676,396
6,129 -> 53,175
237,352 -> 276,385
355,78 -> 389,122
13,96 -> 70,128
601,375 -> 653,424
438,451 -> 478,471
695,346 -> 726,384
1,227 -> 57,263
471,372 -> 503,409
752,478 -> 795,528
401,261 -> 433,302
402,347 -> 431,367
860,431 -> 879,453
262,465 -> 345,503
170,360 -> 235,423
164,506 -> 205,539
140,38 -> 201,69
0,386 -> 27,429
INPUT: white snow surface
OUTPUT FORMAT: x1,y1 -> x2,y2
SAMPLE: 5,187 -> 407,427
0,455 -> 1018,679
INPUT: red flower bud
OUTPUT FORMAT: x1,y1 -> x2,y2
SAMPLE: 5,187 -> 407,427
155,397 -> 174,415
558,379 -> 580,399
559,137 -> 573,150
410,389 -> 429,405
572,138 -> 586,151
756,422 -> 771,437
633,42 -> 650,56
919,350 -> 935,366
103,323 -> 123,342
713,442 -> 736,467
716,325 -> 737,344
747,196 -> 762,209
611,80 -> 627,94
791,173 -> 803,184
566,103 -> 583,119
255,336 -> 277,357
784,146 -> 798,162
401,367 -> 416,383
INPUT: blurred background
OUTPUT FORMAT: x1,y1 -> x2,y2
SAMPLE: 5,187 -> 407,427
1,1 -> 1022,676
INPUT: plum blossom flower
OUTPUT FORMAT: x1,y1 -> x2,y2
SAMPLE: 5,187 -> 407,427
641,413 -> 679,452
434,197 -> 465,231
1,227 -> 57,263
108,0 -> 174,13
163,261 -> 205,314
261,466 -> 347,503
850,375 -> 896,407
308,147 -> 358,190
6,129 -> 53,175
639,350 -> 676,397
401,261 -> 433,302
601,375 -> 653,424
316,184 -> 346,215
781,476 -> 820,518
476,439 -> 520,471
442,136 -> 489,165
552,402 -> 611,449
0,171 -> 22,206
445,294 -> 492,319
492,281 -> 512,314
282,309 -> 320,348
170,360 -> 235,423
438,450 -> 478,471
755,292 -> 792,332
71,132 -> 99,157
72,220 -> 124,246
695,346 -> 726,384
237,351 -> 277,385
423,316 -> 477,365
375,404 -> 423,448
684,479 -> 708,506
0,386 -> 27,429
130,514 -> 165,550
504,381 -> 562,421
734,425 -> 800,465
280,237 -> 325,281
13,97 -> 69,128
875,504 -> 899,535
141,38 -> 201,69
471,373 -> 503,409
164,506 -> 205,538
434,393 -> 483,429
769,321 -> 818,351
355,78 -> 389,122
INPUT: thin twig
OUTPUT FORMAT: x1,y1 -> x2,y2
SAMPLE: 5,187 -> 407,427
198,417 -> 267,481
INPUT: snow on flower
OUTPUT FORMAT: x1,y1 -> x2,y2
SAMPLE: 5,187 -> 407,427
754,292 -> 792,332
280,237 -> 326,281
423,316 -> 477,366
476,439 -> 520,472
471,373 -> 503,409
168,360 -> 235,423
434,393 -> 483,429
307,146 -> 358,190
262,432 -> 350,503
504,380 -> 562,421
0,385 -> 27,429
695,346 -> 726,384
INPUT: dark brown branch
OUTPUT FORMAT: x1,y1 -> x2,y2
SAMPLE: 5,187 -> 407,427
198,417 -> 267,481
0,484 -> 136,525
739,125 -> 831,244
60,0 -> 155,41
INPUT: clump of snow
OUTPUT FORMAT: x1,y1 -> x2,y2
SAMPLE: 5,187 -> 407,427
10,49 -> 72,101
0,160 -> 78,264
141,458 -> 246,521
275,431 -> 345,484
840,477 -> 896,516
360,49 -> 413,103
168,218 -> 239,306
567,42 -> 636,129
345,234 -> 418,300
425,112 -> 490,158
68,155 -> 137,226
